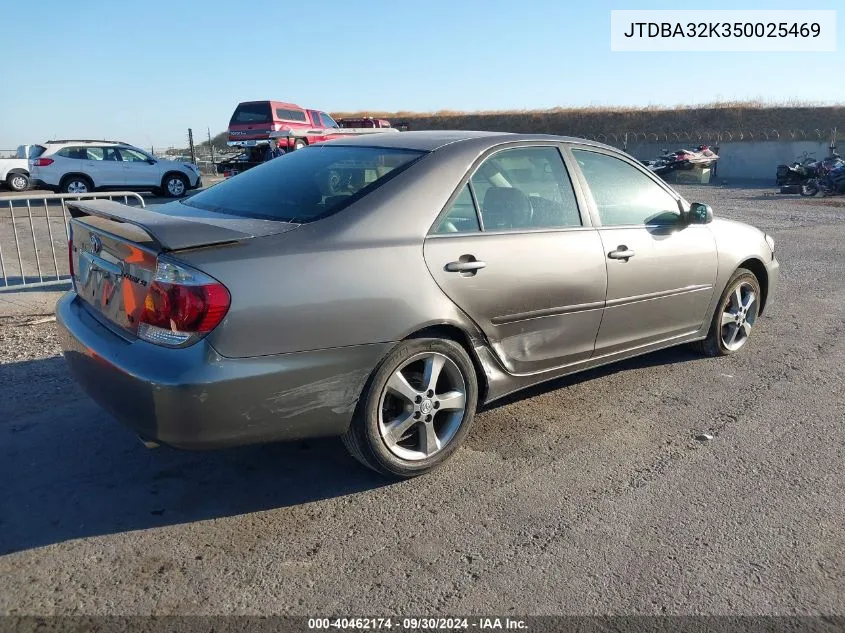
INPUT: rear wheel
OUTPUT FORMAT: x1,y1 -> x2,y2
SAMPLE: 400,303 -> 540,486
693,268 -> 761,357
294,139 -> 307,151
162,173 -> 188,197
6,172 -> 29,192
342,338 -> 478,477
60,175 -> 93,194
800,180 -> 820,197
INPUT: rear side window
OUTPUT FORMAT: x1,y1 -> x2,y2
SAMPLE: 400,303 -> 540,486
230,102 -> 272,124
57,147 -> 87,160
276,107 -> 308,123
183,146 -> 426,222
470,146 -> 582,230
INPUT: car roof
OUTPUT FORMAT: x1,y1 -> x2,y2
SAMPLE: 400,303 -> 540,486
45,140 -> 131,147
325,130 -> 619,153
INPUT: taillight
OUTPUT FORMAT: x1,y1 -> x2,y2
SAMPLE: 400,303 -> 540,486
33,158 -> 54,167
138,259 -> 230,347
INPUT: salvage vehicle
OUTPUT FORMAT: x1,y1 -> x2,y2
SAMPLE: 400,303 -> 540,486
56,131 -> 779,477
226,100 -> 399,175
0,145 -> 35,192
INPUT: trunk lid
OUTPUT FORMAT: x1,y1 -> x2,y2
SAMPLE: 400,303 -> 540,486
68,199 -> 298,336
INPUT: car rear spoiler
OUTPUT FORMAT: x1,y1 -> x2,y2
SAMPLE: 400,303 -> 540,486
67,199 -> 253,252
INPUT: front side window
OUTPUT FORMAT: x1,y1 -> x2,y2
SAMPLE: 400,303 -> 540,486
320,112 -> 339,128
572,149 -> 681,226
183,145 -> 425,222
118,148 -> 150,162
469,146 -> 582,231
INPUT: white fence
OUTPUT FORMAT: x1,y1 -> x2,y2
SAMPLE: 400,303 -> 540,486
0,192 -> 145,290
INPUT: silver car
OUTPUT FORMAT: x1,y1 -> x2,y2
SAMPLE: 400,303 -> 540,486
56,131 -> 779,477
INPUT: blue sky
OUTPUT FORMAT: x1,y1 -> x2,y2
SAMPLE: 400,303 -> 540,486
0,0 -> 841,149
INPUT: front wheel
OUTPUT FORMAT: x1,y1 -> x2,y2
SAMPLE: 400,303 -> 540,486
342,338 -> 478,477
693,268 -> 761,357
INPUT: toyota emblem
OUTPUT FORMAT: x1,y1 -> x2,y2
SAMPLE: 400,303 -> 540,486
89,234 -> 102,255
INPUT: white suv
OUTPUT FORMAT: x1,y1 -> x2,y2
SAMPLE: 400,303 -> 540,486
29,140 -> 202,197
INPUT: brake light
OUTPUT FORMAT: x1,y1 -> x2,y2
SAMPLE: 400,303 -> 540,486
138,259 -> 230,347
33,158 -> 54,166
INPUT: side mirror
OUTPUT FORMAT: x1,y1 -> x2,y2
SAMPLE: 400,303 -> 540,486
147,158 -> 157,165
689,202 -> 714,224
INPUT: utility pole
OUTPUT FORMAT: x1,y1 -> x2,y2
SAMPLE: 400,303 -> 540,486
187,128 -> 196,164
207,127 -> 215,169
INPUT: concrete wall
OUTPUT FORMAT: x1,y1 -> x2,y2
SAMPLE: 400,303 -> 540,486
618,140 -> 838,181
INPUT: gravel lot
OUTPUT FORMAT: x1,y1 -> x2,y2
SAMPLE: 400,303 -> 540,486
1,184 -> 843,617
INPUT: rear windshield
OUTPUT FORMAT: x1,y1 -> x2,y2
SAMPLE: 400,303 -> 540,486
183,145 -> 426,223
229,102 -> 272,124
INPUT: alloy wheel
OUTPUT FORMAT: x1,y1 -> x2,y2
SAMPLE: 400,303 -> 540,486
377,352 -> 467,461
167,177 -> 186,196
720,281 -> 758,351
67,180 -> 89,194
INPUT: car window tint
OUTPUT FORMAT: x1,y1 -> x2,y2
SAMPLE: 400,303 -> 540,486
183,146 -> 425,222
470,146 -> 581,231
572,149 -> 681,226
119,148 -> 149,162
320,112 -> 338,128
276,108 -> 308,123
434,184 -> 480,234
85,148 -> 104,161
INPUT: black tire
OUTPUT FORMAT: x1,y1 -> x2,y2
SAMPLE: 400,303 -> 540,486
60,175 -> 93,194
342,337 -> 478,478
692,268 -> 761,357
162,173 -> 188,198
6,172 -> 30,192
294,139 -> 307,151
800,181 -> 820,197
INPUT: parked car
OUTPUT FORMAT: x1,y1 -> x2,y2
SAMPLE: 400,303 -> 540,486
337,117 -> 392,129
28,140 -> 202,197
56,131 -> 778,477
0,145 -> 36,192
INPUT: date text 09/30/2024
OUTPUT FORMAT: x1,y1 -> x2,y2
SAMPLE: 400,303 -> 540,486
307,617 -> 528,630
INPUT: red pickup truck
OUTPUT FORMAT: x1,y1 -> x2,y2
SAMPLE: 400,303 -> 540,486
227,101 -> 394,150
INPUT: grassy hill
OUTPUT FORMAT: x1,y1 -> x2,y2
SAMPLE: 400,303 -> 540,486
331,101 -> 844,144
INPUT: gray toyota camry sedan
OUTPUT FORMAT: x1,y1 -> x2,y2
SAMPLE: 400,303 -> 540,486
57,131 -> 779,477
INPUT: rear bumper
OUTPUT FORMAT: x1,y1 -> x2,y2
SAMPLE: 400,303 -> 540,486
55,292 -> 391,449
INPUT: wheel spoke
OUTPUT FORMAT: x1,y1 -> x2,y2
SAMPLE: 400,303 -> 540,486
721,311 -> 735,326
742,321 -> 752,337
727,323 -> 741,346
732,286 -> 743,310
420,420 -> 441,456
386,371 -> 419,405
422,354 -> 445,393
437,390 -> 465,411
383,412 -> 418,447
743,292 -> 756,311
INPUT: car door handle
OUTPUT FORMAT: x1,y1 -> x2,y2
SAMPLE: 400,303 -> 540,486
445,259 -> 487,273
608,246 -> 635,261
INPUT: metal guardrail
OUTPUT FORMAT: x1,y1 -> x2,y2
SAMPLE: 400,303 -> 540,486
0,192 -> 145,291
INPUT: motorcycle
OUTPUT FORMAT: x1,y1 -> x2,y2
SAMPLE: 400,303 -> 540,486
800,162 -> 845,197
778,151 -> 843,187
